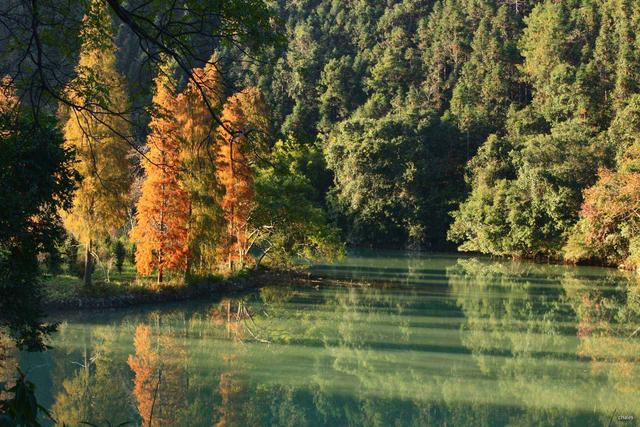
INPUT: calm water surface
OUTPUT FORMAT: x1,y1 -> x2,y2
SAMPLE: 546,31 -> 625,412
14,252 -> 640,426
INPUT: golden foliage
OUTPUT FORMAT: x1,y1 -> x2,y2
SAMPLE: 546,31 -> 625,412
60,0 -> 131,245
216,88 -> 270,270
130,75 -> 190,281
176,58 -> 225,274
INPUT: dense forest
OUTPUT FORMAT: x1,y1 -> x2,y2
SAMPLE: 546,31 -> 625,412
240,0 -> 640,269
24,0 -> 637,264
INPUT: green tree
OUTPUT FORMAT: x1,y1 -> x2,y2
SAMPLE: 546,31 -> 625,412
450,6 -> 523,141
0,107 -> 76,350
564,96 -> 640,269
250,139 -> 344,268
113,240 -> 126,274
519,0 -> 600,125
63,235 -> 80,276
325,112 -> 459,248
450,113 -> 604,258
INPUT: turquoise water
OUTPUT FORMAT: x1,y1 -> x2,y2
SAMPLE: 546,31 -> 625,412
14,252 -> 640,426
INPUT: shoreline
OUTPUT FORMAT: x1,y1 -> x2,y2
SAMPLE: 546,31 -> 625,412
44,269 -> 315,312
42,251 -> 635,314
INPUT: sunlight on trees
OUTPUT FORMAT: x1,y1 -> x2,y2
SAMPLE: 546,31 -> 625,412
61,0 -> 132,287
130,71 -> 190,284
216,88 -> 270,271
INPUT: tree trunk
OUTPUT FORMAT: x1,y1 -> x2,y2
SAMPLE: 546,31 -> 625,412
157,248 -> 163,284
83,239 -> 93,287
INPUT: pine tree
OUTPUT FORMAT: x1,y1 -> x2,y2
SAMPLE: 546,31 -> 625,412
519,0 -> 600,125
61,0 -> 132,287
419,0 -> 486,112
130,71 -> 190,284
450,6 -> 523,141
216,88 -> 270,270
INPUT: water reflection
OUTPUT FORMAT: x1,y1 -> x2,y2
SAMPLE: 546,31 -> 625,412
51,325 -> 131,426
565,273 -> 640,397
15,253 -> 640,426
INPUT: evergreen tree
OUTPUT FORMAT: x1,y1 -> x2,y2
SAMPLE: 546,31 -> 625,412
450,6 -> 524,141
519,0 -> 600,125
113,240 -> 126,274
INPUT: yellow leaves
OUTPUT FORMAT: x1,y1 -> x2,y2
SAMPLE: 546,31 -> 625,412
60,0 -> 132,247
0,76 -> 17,114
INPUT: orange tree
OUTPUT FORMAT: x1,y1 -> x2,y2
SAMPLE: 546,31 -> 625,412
130,71 -> 190,284
216,88 -> 270,270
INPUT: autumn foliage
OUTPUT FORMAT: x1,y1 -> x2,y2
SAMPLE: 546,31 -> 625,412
566,167 -> 640,269
177,59 -> 224,274
128,324 -> 186,426
60,0 -> 132,286
216,88 -> 270,269
130,76 -> 190,283
0,76 -> 17,114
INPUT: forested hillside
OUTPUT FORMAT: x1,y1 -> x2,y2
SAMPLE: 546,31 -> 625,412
229,0 -> 640,268
46,0 -> 639,262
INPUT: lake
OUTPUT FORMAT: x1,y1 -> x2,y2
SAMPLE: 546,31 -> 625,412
13,251 -> 640,426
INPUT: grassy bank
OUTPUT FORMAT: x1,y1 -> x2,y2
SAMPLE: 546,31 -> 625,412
41,265 -> 304,311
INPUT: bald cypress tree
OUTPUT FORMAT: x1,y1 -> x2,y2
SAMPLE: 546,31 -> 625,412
61,0 -> 131,287
130,71 -> 190,284
216,88 -> 270,270
177,58 -> 225,276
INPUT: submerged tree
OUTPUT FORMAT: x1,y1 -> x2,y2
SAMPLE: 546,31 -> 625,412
61,0 -> 132,287
130,72 -> 190,284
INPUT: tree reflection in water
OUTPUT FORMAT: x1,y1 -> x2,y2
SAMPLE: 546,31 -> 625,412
16,254 -> 640,426
448,258 -> 640,425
